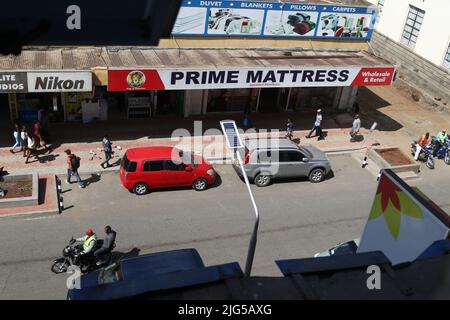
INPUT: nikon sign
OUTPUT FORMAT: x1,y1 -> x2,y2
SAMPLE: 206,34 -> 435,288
27,71 -> 92,92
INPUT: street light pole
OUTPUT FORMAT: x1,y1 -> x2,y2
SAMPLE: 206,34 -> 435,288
235,150 -> 260,277
219,120 -> 260,277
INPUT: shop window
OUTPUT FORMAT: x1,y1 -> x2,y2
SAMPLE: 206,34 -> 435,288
400,5 -> 425,49
443,44 -> 450,70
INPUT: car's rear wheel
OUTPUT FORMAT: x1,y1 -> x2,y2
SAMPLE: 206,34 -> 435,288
133,183 -> 149,195
309,168 -> 325,183
193,178 -> 208,191
254,173 -> 271,187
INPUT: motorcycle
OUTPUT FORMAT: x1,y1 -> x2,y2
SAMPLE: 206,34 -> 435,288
51,238 -> 112,274
440,141 -> 450,165
411,141 -> 435,169
428,140 -> 450,165
445,143 -> 450,165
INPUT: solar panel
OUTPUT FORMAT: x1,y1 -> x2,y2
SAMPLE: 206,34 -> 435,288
220,120 -> 244,149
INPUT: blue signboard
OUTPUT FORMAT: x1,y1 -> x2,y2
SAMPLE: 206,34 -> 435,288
172,0 -> 378,40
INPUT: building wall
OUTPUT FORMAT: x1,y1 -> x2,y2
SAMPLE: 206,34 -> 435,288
158,37 -> 369,51
368,0 -> 450,68
370,30 -> 450,105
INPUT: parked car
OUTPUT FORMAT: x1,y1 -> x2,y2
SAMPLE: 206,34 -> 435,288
119,147 -> 216,195
232,138 -> 332,187
314,239 -> 360,258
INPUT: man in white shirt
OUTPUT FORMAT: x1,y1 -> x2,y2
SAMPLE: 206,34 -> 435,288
306,109 -> 324,140
350,114 -> 361,142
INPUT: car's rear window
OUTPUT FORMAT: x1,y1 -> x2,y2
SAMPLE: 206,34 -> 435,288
122,154 -> 137,172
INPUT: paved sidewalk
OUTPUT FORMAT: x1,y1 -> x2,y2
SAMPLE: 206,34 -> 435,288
0,127 -> 377,176
2,85 -> 450,177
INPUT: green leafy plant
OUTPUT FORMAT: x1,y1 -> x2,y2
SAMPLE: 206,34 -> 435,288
18,185 -> 32,192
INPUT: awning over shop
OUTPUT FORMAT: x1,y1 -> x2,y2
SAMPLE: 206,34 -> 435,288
0,47 -> 395,92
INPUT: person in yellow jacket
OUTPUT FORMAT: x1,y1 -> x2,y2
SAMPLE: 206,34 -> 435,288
75,229 -> 98,256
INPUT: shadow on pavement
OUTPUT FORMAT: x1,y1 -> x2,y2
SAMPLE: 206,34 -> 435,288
38,178 -> 47,205
62,205 -> 74,211
350,134 -> 365,142
39,153 -> 60,163
211,173 -> 222,188
358,87 -> 403,132
84,173 -> 101,187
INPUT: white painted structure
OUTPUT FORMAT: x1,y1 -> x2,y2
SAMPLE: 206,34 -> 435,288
368,0 -> 450,69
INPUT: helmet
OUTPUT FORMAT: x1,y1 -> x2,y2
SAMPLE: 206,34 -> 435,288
85,229 -> 94,236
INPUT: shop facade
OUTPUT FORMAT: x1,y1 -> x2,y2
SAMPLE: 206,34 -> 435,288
107,64 -> 395,117
0,70 -> 93,124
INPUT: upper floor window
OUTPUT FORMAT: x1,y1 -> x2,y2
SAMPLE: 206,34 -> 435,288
400,5 -> 425,49
444,44 -> 450,69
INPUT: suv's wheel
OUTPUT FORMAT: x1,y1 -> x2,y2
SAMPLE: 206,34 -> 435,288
133,183 -> 149,195
309,168 -> 325,183
254,173 -> 271,187
193,178 -> 208,191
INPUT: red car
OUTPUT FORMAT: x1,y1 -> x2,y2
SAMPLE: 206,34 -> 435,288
119,147 -> 216,195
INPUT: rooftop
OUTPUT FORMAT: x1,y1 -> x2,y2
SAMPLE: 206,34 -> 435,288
0,48 -> 391,70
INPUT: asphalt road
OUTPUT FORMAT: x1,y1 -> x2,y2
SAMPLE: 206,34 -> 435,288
0,153 -> 448,299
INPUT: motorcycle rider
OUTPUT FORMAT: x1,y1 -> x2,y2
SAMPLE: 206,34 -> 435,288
94,225 -> 116,265
414,132 -> 431,161
433,129 -> 449,156
75,229 -> 98,259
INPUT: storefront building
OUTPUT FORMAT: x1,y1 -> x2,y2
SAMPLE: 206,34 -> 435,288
106,48 -> 395,117
1,0 -> 393,125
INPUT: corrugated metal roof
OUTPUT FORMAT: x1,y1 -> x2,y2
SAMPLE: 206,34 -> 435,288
0,48 -> 393,71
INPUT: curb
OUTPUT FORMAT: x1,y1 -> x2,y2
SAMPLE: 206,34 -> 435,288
0,207 -> 59,221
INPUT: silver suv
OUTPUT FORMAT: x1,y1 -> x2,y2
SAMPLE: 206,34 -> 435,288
233,139 -> 332,187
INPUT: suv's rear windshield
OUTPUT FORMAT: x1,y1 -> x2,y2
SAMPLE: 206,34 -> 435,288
122,154 -> 137,172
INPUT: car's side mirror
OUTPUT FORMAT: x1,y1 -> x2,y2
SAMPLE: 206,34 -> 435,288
302,158 -> 309,163
185,165 -> 193,172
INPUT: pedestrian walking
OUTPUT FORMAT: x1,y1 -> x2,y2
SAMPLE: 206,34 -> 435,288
306,109 -> 324,140
33,120 -> 48,151
65,149 -> 85,188
100,135 -> 113,169
286,118 -> 294,140
350,114 -> 361,142
10,122 -> 23,154
21,126 -> 28,158
25,135 -> 41,164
